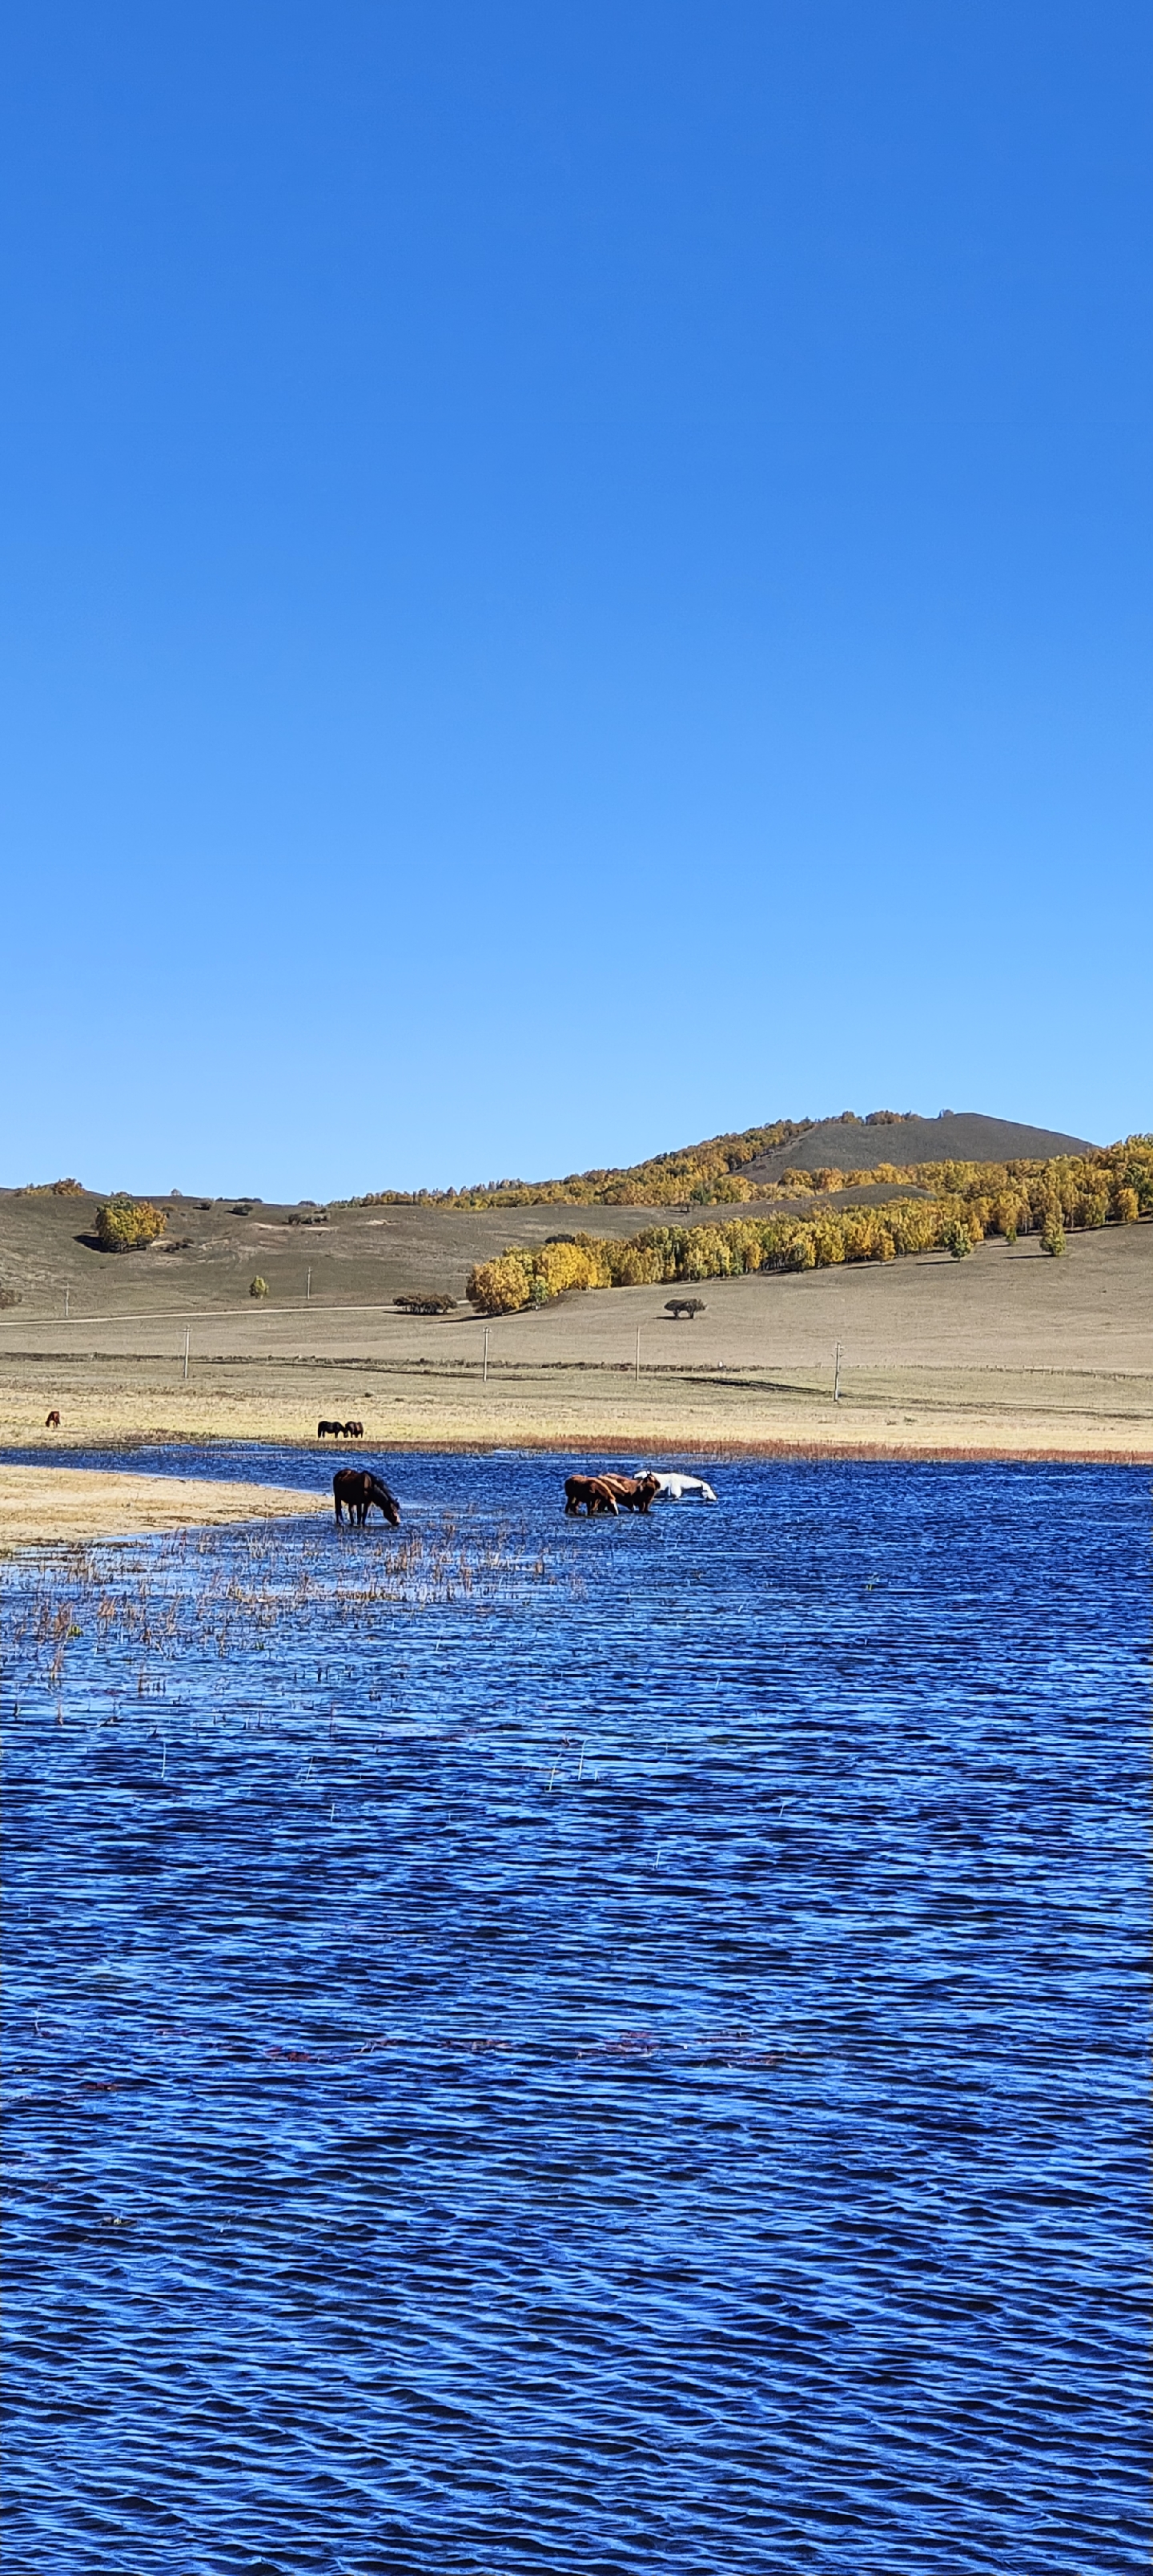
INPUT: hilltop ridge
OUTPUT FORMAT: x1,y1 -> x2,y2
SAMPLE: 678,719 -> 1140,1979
738,1111 -> 1097,1184
348,1109 -> 1099,1211
3,1109 -> 1105,1221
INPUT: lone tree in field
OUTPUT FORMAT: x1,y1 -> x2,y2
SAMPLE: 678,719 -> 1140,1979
94,1197 -> 167,1253
1040,1213 -> 1067,1258
249,1275 -> 269,1298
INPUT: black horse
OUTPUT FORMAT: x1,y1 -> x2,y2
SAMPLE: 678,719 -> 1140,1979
333,1469 -> 400,1527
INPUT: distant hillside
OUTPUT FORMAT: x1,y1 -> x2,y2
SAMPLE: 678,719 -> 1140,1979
349,1119 -> 817,1210
350,1109 -> 1100,1211
2,1111 -> 1105,1231
739,1112 -> 1098,1185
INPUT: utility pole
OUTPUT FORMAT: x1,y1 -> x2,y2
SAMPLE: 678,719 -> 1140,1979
307,1268 -> 311,1302
64,1286 -> 69,1318
183,1328 -> 190,1383
834,1341 -> 842,1403
483,1326 -> 490,1384
635,1326 -> 641,1384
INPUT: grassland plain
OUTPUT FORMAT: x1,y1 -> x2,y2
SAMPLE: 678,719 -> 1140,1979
0,1185 -> 1149,1466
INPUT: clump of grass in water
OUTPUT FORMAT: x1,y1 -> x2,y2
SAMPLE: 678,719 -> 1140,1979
1,1509 -> 581,1706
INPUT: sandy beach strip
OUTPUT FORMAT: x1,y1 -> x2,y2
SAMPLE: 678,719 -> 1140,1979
0,1463 -> 327,1549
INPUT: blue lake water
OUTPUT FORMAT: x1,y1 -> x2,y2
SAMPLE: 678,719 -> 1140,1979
2,1447 -> 1148,2574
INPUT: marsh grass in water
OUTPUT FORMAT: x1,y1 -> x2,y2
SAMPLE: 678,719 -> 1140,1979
3,1510 -> 575,1699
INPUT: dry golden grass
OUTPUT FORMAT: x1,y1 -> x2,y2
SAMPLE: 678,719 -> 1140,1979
0,1463 -> 324,1550
1,1217 -> 1149,1464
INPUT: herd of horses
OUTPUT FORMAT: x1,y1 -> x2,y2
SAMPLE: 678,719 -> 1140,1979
37,1401 -> 715,1525
562,1468 -> 717,1514
332,1462 -> 716,1527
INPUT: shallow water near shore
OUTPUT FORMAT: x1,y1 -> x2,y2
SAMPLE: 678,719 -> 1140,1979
2,1448 -> 1148,2574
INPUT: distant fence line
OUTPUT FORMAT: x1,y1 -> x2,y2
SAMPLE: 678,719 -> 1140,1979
0,1298 -> 467,1330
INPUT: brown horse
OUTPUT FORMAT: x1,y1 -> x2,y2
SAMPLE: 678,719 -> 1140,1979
564,1475 -> 619,1516
333,1468 -> 400,1527
595,1472 -> 661,1514
45,1410 -> 61,1431
343,1420 -> 364,1439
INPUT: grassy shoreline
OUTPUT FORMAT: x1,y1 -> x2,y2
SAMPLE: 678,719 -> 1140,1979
1,1384 -> 1148,1468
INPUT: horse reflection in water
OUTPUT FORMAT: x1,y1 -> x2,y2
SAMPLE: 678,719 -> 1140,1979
644,1471 -> 717,1502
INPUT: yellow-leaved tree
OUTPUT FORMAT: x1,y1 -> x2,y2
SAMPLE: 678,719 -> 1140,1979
466,1254 -> 533,1315
94,1197 -> 167,1252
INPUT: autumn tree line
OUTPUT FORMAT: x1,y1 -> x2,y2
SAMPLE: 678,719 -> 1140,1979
464,1143 -> 1153,1315
346,1117 -> 819,1210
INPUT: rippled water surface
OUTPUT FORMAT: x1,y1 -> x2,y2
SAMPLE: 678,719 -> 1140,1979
2,1448 -> 1148,2574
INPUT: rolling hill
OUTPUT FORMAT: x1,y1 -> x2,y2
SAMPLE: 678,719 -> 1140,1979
737,1111 -> 1098,1184
349,1109 -> 1101,1209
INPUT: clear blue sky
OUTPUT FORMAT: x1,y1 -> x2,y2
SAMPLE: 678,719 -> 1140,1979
2,2 -> 1149,1197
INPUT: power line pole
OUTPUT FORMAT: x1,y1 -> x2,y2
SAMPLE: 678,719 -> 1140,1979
483,1326 -> 490,1384
183,1328 -> 190,1383
635,1326 -> 641,1384
834,1341 -> 842,1403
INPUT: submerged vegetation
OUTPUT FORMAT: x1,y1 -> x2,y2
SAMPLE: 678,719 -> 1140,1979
464,1141 -> 1153,1313
2,1514 -> 570,1705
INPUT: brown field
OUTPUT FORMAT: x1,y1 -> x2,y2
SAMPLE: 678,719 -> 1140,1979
1,1188 -> 1149,1466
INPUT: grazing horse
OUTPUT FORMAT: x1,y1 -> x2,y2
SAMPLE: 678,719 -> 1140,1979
643,1471 -> 717,1502
45,1410 -> 61,1430
333,1468 -> 400,1527
595,1472 -> 661,1514
317,1419 -> 345,1439
343,1420 -> 364,1439
564,1475 -> 619,1517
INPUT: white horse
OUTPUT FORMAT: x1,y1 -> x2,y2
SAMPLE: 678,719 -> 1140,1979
644,1471 -> 717,1502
